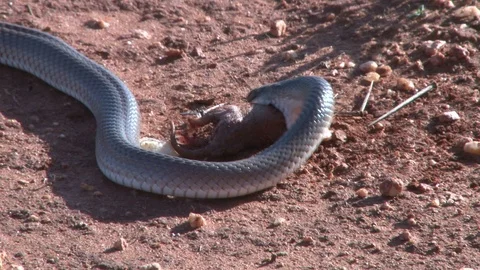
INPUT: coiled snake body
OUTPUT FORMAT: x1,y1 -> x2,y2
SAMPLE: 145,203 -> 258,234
0,22 -> 334,199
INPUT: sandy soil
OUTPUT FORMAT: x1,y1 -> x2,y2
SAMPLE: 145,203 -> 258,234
0,0 -> 479,269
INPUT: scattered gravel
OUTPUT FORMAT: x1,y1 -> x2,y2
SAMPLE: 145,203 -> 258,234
1,1 -> 480,269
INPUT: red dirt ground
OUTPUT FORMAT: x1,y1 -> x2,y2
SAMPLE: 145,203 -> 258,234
1,0 -> 479,269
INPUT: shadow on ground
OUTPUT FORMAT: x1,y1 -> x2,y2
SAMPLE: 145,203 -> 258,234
0,66 -> 263,223
257,0 -> 447,80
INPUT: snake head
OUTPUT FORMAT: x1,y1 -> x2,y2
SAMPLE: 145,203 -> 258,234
247,77 -> 323,128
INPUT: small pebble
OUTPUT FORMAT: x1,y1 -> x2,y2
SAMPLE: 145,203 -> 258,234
373,122 -> 385,131
359,61 -> 378,73
206,62 -> 217,69
283,50 -> 298,61
377,65 -> 392,77
271,217 -> 286,227
379,178 -> 403,197
464,141 -> 480,155
139,262 -> 162,270
392,55 -> 409,66
96,20 -> 110,29
449,45 -> 470,60
346,61 -> 356,68
113,237 -> 128,251
418,183 -> 433,193
325,13 -> 336,21
428,53 -> 446,66
438,111 -> 460,122
430,198 -> 441,207
165,49 -> 184,58
26,214 -> 40,223
407,217 -> 417,226
333,130 -> 347,143
363,72 -> 380,82
299,236 -> 315,246
396,78 -> 415,92
421,40 -> 446,56
371,225 -> 382,233
399,231 -> 413,241
453,6 -> 480,20
413,60 -> 424,71
17,179 -> 29,185
191,47 -> 206,58
245,49 -> 262,56
433,0 -> 455,8
270,20 -> 287,37
86,19 -> 110,29
380,202 -> 394,210
356,188 -> 369,198
188,213 -> 207,229
133,29 -> 151,39
265,47 -> 278,54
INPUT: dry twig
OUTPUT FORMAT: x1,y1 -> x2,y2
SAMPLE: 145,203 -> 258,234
369,83 -> 437,126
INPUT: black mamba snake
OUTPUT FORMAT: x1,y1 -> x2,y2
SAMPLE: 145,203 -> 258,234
0,22 -> 334,198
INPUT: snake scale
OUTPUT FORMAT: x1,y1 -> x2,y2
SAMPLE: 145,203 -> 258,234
0,22 -> 334,199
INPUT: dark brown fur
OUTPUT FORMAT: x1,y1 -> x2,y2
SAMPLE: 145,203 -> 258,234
171,104 -> 286,160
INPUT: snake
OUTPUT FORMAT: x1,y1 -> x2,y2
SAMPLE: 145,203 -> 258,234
0,22 -> 334,199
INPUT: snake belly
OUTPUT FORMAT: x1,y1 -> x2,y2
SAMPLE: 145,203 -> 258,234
0,22 -> 334,199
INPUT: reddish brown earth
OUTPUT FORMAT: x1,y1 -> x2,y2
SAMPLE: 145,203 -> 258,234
1,0 -> 480,269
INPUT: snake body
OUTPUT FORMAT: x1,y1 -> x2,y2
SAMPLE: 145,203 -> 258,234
0,22 -> 334,199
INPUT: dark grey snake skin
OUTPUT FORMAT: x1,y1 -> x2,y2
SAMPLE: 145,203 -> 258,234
0,22 -> 334,198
